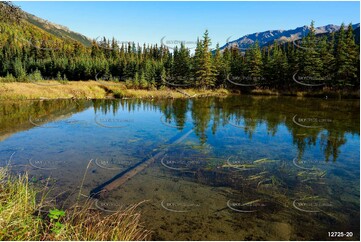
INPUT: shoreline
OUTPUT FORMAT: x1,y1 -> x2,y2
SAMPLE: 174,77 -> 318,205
0,81 -> 359,100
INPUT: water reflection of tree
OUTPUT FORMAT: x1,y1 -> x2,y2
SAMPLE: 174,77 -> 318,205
156,96 -> 359,163
0,99 -> 90,141
288,127 -> 319,160
158,99 -> 188,130
191,98 -> 212,144
87,97 -> 359,163
93,99 -> 159,116
2,97 -> 358,163
320,131 -> 347,162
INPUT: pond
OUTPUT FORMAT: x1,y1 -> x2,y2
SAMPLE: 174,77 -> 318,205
0,96 -> 359,240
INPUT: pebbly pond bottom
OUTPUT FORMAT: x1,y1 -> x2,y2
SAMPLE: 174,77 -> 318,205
0,96 -> 359,240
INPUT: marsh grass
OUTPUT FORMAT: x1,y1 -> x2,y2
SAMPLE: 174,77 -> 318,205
59,201 -> 150,241
0,166 -> 151,240
0,81 -> 108,100
0,167 -> 45,240
0,81 -> 230,100
0,80 -> 358,100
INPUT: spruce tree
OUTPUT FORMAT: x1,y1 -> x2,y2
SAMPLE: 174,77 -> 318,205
335,23 -> 349,87
344,23 -> 359,87
302,21 -> 323,83
318,35 -> 335,86
194,30 -> 216,89
229,46 -> 244,83
213,43 -> 225,87
172,43 -> 191,86
245,41 -> 263,85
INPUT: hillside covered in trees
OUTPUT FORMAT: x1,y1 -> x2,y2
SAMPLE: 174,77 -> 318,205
0,2 -> 359,92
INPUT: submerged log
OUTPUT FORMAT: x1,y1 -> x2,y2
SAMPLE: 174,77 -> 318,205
90,129 -> 193,198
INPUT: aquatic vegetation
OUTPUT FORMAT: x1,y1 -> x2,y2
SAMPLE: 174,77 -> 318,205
253,158 -> 268,163
128,138 -> 143,143
183,141 -> 213,154
247,174 -> 264,181
253,158 -> 279,164
221,163 -> 257,169
241,199 -> 262,206
221,157 -> 279,171
297,169 -> 327,183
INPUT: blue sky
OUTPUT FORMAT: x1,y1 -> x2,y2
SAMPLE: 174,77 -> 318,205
18,1 -> 360,48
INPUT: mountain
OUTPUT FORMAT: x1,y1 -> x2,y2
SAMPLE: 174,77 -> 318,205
221,23 -> 360,51
0,2 -> 92,46
24,13 -> 92,46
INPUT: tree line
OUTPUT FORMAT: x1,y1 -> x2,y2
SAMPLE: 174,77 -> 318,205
0,3 -> 359,91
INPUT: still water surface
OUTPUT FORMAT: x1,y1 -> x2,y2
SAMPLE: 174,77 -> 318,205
0,96 -> 359,240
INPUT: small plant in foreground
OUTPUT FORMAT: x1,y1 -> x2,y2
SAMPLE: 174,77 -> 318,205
0,166 -> 151,240
48,209 -> 65,235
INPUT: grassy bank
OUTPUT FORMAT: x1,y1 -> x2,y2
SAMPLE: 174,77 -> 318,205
249,88 -> 360,99
0,81 -> 230,100
0,81 -> 358,100
0,167 -> 150,240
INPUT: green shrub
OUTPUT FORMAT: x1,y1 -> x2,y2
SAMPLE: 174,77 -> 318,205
0,72 -> 16,82
27,69 -> 43,82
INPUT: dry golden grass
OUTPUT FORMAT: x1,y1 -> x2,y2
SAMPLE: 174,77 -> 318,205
250,89 -> 279,96
1,81 -> 358,100
0,81 -> 109,100
57,201 -> 150,241
0,81 -> 230,100
121,87 -> 229,99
